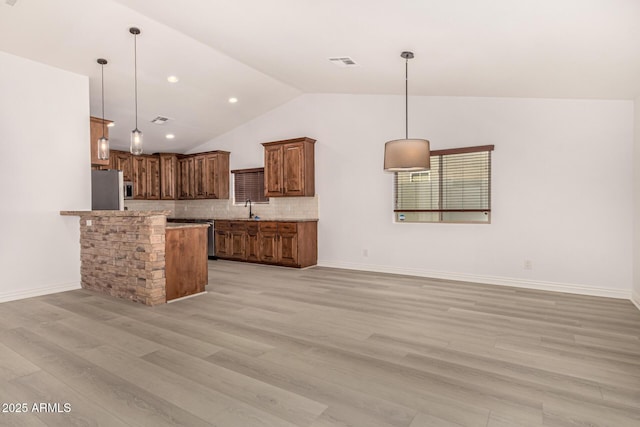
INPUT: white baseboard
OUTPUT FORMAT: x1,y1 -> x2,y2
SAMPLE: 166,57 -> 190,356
632,290 -> 640,312
0,282 -> 81,304
316,260 -> 630,300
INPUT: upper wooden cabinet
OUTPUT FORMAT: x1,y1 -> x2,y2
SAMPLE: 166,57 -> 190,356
132,155 -> 160,200
159,154 -> 178,200
110,150 -> 133,181
146,156 -> 160,200
204,152 -> 229,199
90,116 -> 112,166
178,157 -> 195,199
179,151 -> 229,200
262,137 -> 315,197
91,144 -> 229,201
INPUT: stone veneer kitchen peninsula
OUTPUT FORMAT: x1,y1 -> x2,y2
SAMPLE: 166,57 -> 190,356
60,210 -> 208,306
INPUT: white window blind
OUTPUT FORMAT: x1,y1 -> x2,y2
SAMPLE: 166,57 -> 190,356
232,168 -> 268,203
394,145 -> 494,223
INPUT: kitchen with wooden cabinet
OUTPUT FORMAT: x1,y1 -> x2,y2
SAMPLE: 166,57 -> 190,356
91,129 -> 318,269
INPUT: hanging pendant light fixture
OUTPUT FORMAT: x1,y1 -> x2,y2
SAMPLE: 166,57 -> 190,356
383,51 -> 430,172
96,58 -> 110,161
129,27 -> 143,155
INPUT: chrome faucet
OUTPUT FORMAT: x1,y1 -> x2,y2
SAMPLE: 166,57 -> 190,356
245,199 -> 254,218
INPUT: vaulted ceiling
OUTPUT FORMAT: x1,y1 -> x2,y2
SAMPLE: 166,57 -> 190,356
1,0 -> 639,152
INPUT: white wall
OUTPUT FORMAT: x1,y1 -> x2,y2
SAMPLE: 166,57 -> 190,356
191,94 -> 634,298
633,96 -> 640,309
0,51 -> 90,302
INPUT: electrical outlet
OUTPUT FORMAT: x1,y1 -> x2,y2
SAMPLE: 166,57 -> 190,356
524,260 -> 533,270
87,220 -> 92,227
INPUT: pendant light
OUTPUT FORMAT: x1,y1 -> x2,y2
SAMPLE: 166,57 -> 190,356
129,27 -> 143,155
383,51 -> 430,172
96,58 -> 110,161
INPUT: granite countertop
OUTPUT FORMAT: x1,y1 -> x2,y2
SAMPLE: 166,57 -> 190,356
168,217 -> 318,222
165,223 -> 210,229
221,218 -> 319,222
61,210 -> 172,217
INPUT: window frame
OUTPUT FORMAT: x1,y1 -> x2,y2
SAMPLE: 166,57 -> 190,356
231,167 -> 269,205
393,145 -> 494,224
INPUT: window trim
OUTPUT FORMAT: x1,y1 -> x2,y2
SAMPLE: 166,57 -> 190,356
393,144 -> 494,224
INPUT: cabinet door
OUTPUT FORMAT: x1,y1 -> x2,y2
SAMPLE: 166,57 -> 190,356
132,156 -> 147,199
282,142 -> 305,196
178,157 -> 195,199
230,230 -> 246,260
204,154 -> 218,198
216,152 -> 230,199
160,154 -> 177,200
259,231 -> 279,263
264,145 -> 284,197
246,224 -> 260,262
193,155 -> 207,199
112,151 -> 133,182
278,223 -> 299,266
146,156 -> 160,200
214,229 -> 230,258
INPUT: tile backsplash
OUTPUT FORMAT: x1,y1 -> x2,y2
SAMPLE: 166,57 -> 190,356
125,195 -> 318,220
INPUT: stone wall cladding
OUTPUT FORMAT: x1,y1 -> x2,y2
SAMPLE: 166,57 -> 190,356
78,213 -> 167,306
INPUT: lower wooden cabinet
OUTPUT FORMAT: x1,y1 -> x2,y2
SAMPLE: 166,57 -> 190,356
165,225 -> 208,301
214,220 -> 317,268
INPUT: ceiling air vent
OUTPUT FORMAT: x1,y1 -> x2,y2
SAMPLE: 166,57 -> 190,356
150,116 -> 170,125
329,57 -> 359,67
5,0 -> 18,5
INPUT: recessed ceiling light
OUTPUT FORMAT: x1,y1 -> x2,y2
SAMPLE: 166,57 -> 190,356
165,134 -> 175,139
107,122 -> 115,127
228,97 -> 238,104
167,75 -> 179,83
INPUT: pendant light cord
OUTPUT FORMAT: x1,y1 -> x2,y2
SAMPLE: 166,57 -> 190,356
405,56 -> 408,140
134,33 -> 138,130
101,62 -> 106,138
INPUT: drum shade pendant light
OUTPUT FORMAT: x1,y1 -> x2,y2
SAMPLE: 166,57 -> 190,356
129,27 -> 143,155
96,58 -> 110,161
383,51 -> 430,172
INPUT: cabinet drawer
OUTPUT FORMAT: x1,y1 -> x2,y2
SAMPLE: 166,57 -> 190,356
278,222 -> 297,233
246,223 -> 259,234
231,221 -> 247,231
259,222 -> 278,232
215,221 -> 231,231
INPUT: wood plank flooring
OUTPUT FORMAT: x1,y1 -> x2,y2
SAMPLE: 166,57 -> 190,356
1,260 -> 639,426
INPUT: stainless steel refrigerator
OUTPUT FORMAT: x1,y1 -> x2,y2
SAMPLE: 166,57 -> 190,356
91,170 -> 124,210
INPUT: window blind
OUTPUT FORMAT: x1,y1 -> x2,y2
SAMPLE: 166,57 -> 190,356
394,145 -> 493,223
232,168 -> 267,203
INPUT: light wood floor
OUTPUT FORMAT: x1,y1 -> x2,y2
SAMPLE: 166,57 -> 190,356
1,261 -> 640,427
